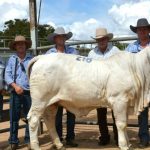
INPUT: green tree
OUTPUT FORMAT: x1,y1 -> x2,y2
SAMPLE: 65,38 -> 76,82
3,19 -> 30,37
38,24 -> 54,38
76,46 -> 91,56
0,19 -> 54,47
38,24 -> 54,46
113,41 -> 127,50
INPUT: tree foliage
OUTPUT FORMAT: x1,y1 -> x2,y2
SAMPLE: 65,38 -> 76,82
0,19 -> 54,47
3,19 -> 30,37
76,45 -> 91,56
38,24 -> 54,38
113,41 -> 127,50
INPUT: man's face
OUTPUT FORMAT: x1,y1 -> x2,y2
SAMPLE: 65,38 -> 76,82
15,41 -> 26,53
97,37 -> 109,52
136,26 -> 150,40
54,35 -> 66,47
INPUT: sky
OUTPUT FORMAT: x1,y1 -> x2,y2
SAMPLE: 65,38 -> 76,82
0,0 -> 150,40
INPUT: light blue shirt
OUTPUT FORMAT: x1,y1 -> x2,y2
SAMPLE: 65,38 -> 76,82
126,40 -> 150,53
0,56 -> 4,65
46,45 -> 78,55
88,44 -> 120,59
5,54 -> 33,90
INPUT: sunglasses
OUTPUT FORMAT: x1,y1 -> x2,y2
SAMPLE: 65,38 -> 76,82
20,63 -> 26,72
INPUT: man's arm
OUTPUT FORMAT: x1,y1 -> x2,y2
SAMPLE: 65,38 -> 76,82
4,57 -> 14,85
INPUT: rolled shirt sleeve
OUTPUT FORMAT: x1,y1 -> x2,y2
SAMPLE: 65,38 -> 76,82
5,57 -> 14,85
125,42 -> 139,53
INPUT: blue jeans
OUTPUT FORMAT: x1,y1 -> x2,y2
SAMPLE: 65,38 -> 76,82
9,91 -> 31,144
56,106 -> 76,141
138,107 -> 149,142
0,94 -> 3,120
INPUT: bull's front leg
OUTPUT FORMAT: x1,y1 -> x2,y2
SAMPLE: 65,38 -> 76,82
28,106 -> 44,150
113,101 -> 133,150
116,121 -> 132,150
43,104 -> 65,150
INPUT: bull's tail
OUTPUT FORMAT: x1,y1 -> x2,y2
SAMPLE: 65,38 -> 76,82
27,55 -> 42,79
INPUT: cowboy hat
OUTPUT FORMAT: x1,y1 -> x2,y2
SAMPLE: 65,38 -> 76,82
130,18 -> 150,33
91,28 -> 113,40
47,27 -> 72,43
9,35 -> 32,50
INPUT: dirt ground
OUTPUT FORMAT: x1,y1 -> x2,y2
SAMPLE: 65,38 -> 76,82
1,100 -> 150,150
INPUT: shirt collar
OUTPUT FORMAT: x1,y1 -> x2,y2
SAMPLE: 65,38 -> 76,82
136,39 -> 150,51
96,44 -> 112,54
54,45 -> 70,53
137,38 -> 150,45
13,54 -> 31,62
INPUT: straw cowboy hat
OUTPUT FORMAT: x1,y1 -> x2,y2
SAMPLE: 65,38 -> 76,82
130,18 -> 150,33
47,27 -> 72,43
9,35 -> 32,50
91,28 -> 113,40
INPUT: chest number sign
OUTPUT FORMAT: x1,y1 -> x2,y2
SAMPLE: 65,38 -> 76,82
76,56 -> 92,63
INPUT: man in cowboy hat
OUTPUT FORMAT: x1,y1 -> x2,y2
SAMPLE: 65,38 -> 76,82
88,27 -> 120,146
126,18 -> 150,148
46,27 -> 78,147
5,35 -> 33,150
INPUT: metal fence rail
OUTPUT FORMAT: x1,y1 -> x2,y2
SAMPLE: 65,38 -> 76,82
0,36 -> 137,51
0,36 -> 138,63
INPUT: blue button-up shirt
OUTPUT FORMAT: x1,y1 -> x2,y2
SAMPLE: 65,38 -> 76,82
46,45 -> 78,55
126,40 -> 150,53
88,44 -> 120,59
0,56 -> 4,65
5,54 -> 33,90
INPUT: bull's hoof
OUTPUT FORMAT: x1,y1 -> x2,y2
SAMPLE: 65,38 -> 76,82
119,147 -> 134,150
30,143 -> 41,150
58,146 -> 66,150
51,145 -> 66,150
128,144 -> 134,150
128,147 -> 134,150
119,144 -> 134,150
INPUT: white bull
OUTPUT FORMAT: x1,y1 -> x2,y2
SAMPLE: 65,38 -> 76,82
27,47 -> 150,150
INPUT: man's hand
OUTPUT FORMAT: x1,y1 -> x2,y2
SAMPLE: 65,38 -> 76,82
11,83 -> 24,95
